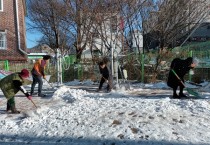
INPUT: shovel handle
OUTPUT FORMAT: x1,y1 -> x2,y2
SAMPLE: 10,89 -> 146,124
102,76 -> 112,89
30,99 -> 37,108
171,69 -> 186,87
44,78 -> 54,88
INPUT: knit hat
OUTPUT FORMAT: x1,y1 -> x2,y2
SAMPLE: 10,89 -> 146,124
43,55 -> 51,60
185,57 -> 199,66
185,57 -> 193,65
20,69 -> 29,78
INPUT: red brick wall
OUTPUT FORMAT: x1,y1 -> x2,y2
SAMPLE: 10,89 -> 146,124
0,0 -> 27,62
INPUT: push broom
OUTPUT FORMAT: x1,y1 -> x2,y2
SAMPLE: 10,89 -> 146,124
171,69 -> 201,97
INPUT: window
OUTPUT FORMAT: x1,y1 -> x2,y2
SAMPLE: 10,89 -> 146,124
0,0 -> 3,11
0,31 -> 6,49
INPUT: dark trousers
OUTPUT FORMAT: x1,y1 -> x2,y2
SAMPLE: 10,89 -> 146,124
173,86 -> 184,95
99,77 -> 110,91
31,74 -> 43,95
7,96 -> 20,113
7,96 -> 15,109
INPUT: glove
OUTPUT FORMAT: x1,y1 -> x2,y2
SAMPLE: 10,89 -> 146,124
27,95 -> 32,100
43,75 -> 46,79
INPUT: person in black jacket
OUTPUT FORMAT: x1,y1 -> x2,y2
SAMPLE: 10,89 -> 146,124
97,61 -> 110,92
167,57 -> 197,99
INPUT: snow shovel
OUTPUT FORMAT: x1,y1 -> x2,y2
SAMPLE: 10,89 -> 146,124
44,78 -> 56,90
171,69 -> 201,97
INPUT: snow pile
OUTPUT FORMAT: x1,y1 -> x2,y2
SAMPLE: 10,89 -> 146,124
52,85 -> 90,103
81,79 -> 95,85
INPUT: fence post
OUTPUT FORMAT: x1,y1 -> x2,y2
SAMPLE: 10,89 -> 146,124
62,56 -> 67,82
70,55 -> 76,80
77,64 -> 83,80
141,53 -> 144,83
189,50 -> 193,81
4,60 -> 9,71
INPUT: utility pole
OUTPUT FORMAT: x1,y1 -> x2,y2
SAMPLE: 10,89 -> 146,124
56,48 -> 63,86
56,30 -> 62,86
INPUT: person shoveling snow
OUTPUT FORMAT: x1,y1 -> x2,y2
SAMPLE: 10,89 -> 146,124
167,57 -> 198,99
0,69 -> 33,114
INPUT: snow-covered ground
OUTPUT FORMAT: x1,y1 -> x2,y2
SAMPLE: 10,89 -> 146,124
0,80 -> 210,145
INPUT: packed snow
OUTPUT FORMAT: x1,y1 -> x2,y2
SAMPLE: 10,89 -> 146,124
0,80 -> 210,145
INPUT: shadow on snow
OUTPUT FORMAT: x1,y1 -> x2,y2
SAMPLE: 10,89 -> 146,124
0,134 -> 209,145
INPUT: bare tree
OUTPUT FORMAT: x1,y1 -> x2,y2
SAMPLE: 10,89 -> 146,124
27,0 -> 74,56
27,0 -> 209,81
103,0 -> 209,81
62,0 -> 106,60
142,0 -> 209,81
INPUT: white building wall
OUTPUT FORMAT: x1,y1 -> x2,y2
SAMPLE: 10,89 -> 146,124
128,30 -> 143,53
81,14 -> 123,58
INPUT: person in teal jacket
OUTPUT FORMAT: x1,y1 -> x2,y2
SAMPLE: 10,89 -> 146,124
0,69 -> 32,113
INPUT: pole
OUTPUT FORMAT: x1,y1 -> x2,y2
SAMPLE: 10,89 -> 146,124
114,59 -> 118,84
59,54 -> 63,84
56,49 -> 62,86
141,54 -> 144,83
111,42 -> 114,77
56,49 -> 59,86
4,60 -> 9,71
142,20 -> 145,83
189,50 -> 193,81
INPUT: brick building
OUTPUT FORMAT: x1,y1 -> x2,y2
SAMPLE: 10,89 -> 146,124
0,0 -> 27,62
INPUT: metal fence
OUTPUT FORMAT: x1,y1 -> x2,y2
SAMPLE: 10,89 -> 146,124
1,50 -> 210,84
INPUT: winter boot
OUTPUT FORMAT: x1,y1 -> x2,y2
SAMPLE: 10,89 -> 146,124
106,85 -> 111,92
96,88 -> 102,92
179,93 -> 187,98
11,105 -> 20,114
106,87 -> 111,93
172,93 -> 180,99
38,93 -> 46,97
6,103 -> 11,112
31,92 -> 37,96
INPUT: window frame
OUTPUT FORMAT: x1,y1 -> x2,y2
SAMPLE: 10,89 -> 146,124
0,31 -> 7,50
0,0 -> 3,12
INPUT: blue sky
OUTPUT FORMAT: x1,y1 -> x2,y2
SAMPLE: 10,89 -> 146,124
26,30 -> 42,48
26,18 -> 42,48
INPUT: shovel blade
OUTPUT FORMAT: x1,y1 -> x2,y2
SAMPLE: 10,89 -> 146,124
186,88 -> 201,97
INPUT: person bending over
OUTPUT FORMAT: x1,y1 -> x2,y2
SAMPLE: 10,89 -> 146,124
0,69 -> 32,113
167,57 -> 196,99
